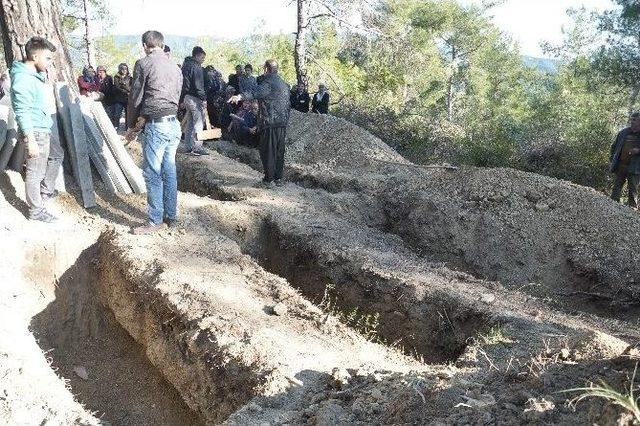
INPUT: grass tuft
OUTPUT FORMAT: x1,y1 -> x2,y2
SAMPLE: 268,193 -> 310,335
561,363 -> 640,422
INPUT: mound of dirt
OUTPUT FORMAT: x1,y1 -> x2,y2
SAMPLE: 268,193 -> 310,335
285,110 -> 407,168
275,113 -> 640,317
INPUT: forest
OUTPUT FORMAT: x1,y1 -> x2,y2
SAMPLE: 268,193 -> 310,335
44,0 -> 640,190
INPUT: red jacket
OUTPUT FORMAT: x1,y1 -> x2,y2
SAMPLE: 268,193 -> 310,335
77,75 -> 100,96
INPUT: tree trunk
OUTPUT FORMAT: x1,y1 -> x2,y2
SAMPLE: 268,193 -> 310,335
294,0 -> 307,88
629,85 -> 640,116
446,44 -> 457,122
82,0 -> 94,68
0,0 -> 76,84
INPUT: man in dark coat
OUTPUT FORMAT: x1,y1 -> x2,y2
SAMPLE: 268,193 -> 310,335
290,84 -> 310,113
229,59 -> 290,188
111,63 -> 131,128
610,112 -> 640,208
228,64 -> 243,94
180,46 -> 208,155
311,83 -> 329,114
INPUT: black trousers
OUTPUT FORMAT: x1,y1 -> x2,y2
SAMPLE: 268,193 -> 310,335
259,127 -> 286,182
612,166 -> 640,207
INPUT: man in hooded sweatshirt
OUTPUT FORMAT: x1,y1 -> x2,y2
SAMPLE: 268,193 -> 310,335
180,46 -> 208,156
10,36 -> 59,223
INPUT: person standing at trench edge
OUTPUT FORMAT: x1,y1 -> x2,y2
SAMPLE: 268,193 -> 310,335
126,30 -> 183,235
10,36 -> 61,223
229,59 -> 290,188
610,112 -> 640,208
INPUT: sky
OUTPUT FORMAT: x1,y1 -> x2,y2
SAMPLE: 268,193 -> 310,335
106,0 -> 615,57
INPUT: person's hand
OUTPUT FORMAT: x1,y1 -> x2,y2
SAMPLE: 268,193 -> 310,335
134,116 -> 146,131
228,95 -> 242,104
124,128 -> 139,143
25,134 -> 39,159
249,127 -> 257,135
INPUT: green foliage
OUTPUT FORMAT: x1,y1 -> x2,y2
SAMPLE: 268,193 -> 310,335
319,283 -> 381,342
477,326 -> 513,346
87,0 -> 636,191
330,0 -> 631,190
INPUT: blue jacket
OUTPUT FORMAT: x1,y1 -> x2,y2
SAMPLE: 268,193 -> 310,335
610,127 -> 640,174
10,61 -> 52,134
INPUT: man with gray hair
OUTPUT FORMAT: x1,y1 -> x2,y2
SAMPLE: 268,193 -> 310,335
229,59 -> 290,188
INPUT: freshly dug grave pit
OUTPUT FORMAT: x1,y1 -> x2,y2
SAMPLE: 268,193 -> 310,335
172,149 -> 640,425
209,111 -> 640,319
29,243 -> 202,426
176,152 -> 495,363
0,181 -> 201,426
97,222 -> 428,424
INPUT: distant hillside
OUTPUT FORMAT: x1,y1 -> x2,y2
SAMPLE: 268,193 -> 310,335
110,35 -> 205,57
70,35 -> 561,77
522,55 -> 560,74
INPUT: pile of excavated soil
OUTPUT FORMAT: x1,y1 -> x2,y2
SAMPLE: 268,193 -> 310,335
285,110 -> 408,168
230,112 -> 640,318
211,111 -> 640,315
212,111 -> 407,173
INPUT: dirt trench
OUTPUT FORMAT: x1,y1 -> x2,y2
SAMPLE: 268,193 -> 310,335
176,152 -> 499,363
10,225 -> 202,425
3,111 -> 640,425
208,119 -> 640,322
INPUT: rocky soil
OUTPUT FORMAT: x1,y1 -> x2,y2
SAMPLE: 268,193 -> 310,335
1,110 -> 639,425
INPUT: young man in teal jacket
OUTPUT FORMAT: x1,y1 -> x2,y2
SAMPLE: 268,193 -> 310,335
10,37 -> 58,222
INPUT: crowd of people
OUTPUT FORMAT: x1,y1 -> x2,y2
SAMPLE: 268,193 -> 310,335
10,31 -> 639,233
7,31 -> 297,231
76,49 -> 331,153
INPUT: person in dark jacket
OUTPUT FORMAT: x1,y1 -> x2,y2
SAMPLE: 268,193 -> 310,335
111,63 -> 131,129
126,30 -> 183,235
230,59 -> 291,188
96,65 -> 115,118
311,83 -> 329,114
205,65 -> 225,128
180,46 -> 207,155
228,65 -> 243,94
229,100 -> 258,147
290,84 -> 310,113
610,112 -> 640,208
239,63 -> 257,94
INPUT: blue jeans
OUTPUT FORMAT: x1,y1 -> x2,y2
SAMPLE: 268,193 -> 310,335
142,119 -> 181,225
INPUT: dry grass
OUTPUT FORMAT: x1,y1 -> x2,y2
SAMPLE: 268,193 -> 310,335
562,363 -> 640,422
